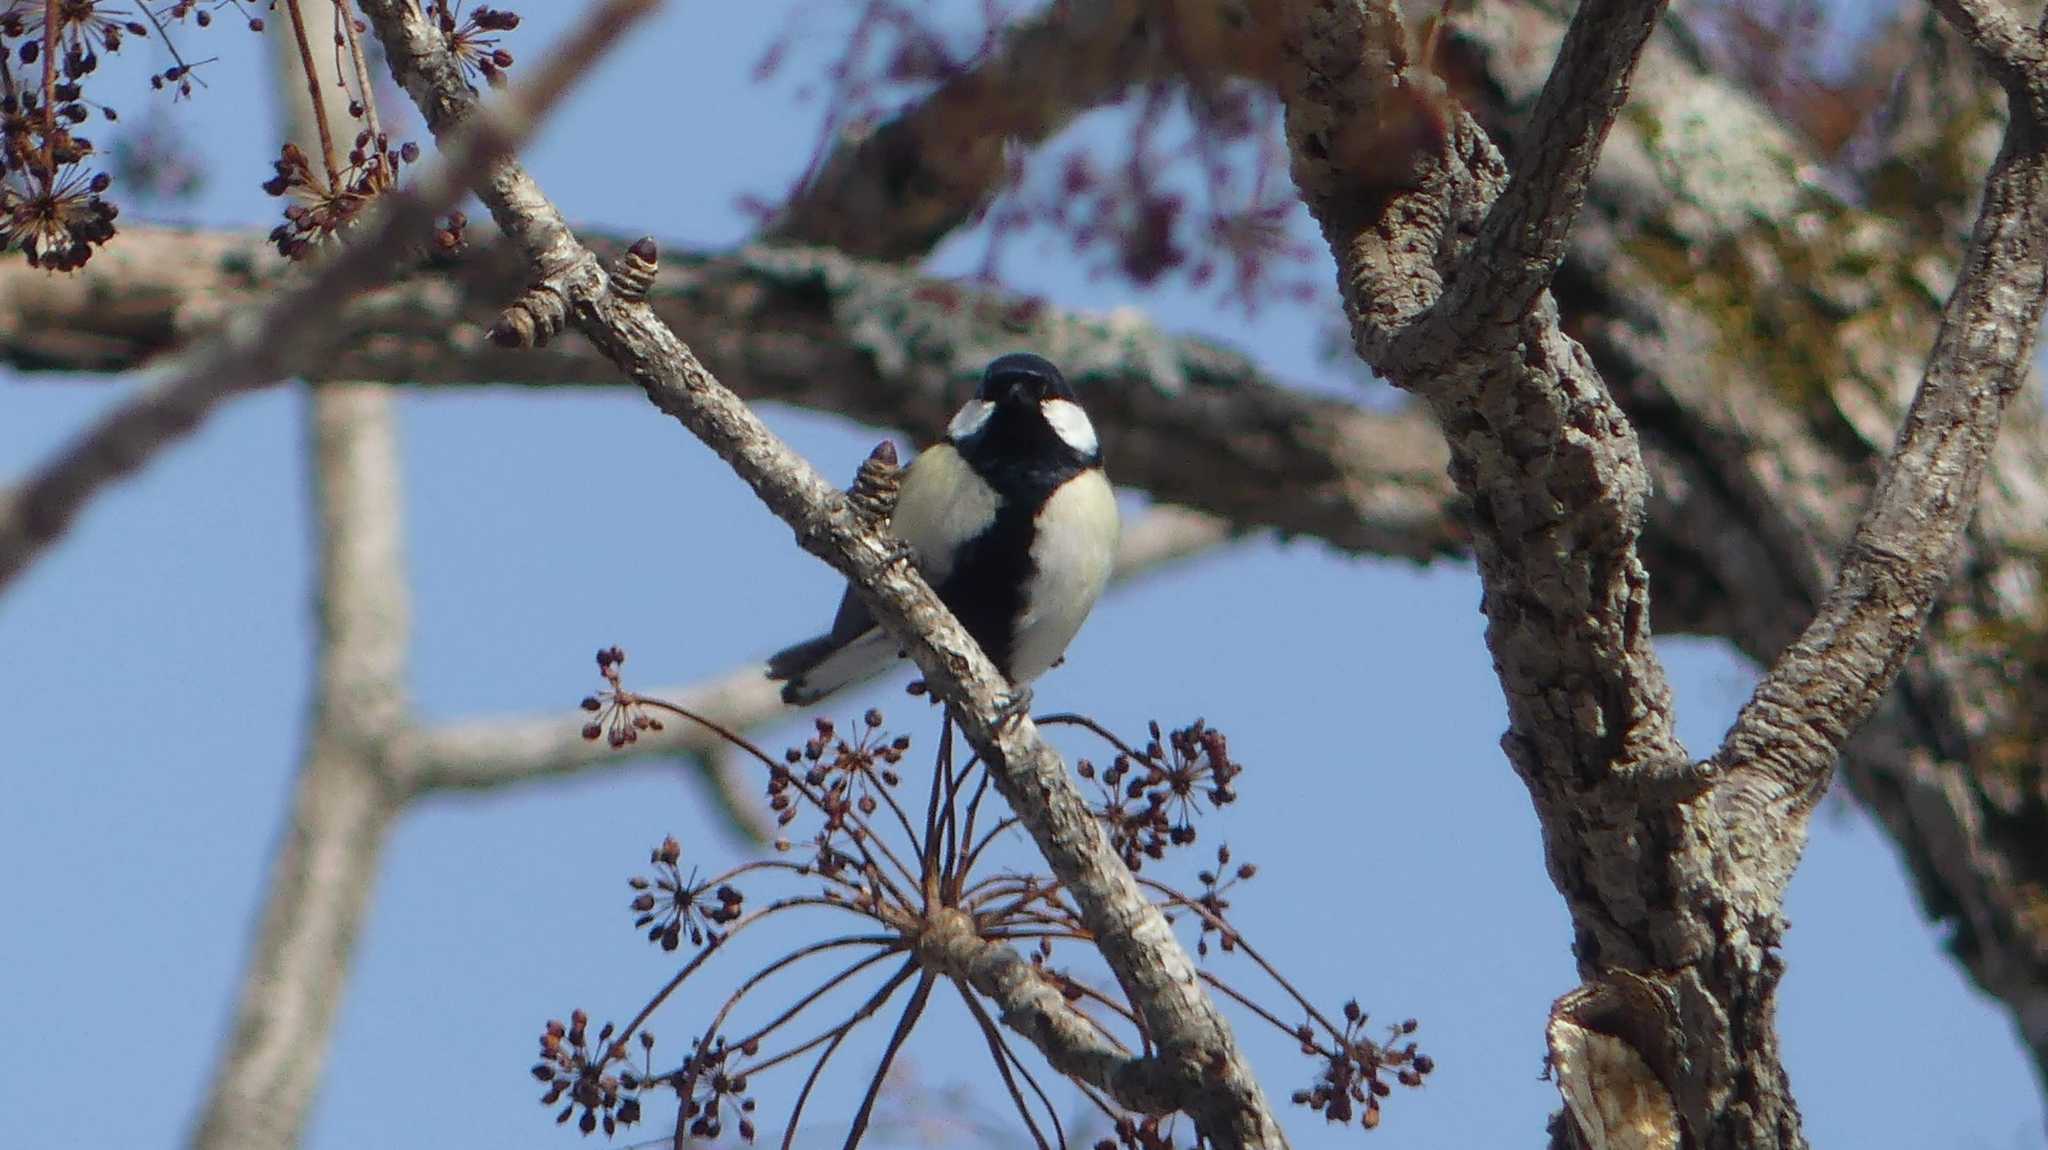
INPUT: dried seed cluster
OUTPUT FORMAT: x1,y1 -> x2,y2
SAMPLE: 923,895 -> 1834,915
1077,717 -> 1241,871
432,1 -> 517,86
629,834 -> 744,952
530,1010 -> 653,1137
532,648 -> 1432,1146
1291,1008 -> 1437,1131
0,1 -> 516,271
579,645 -> 666,748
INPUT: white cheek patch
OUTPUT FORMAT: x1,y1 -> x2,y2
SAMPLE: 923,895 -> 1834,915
947,398 -> 994,442
1042,398 -> 1099,456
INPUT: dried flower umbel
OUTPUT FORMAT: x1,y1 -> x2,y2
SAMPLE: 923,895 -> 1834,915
546,647 -> 1433,1147
428,0 -> 520,87
0,0 -> 511,269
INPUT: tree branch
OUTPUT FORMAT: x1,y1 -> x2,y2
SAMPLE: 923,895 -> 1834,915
352,2 -> 1287,1145
1279,0 -> 1684,777
765,0 -> 1149,259
1275,0 -> 2048,1140
1718,0 -> 2048,797
0,228 -> 1466,567
1453,0 -> 2048,1091
190,383 -> 411,1150
1430,0 -> 1666,331
191,32 -> 413,1150
764,0 -> 1286,261
185,7 -> 659,1149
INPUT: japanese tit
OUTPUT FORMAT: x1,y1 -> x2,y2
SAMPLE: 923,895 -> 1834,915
767,352 -> 1120,707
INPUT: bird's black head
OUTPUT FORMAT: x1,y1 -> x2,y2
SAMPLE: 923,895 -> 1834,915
977,352 -> 1076,408
946,352 -> 1101,483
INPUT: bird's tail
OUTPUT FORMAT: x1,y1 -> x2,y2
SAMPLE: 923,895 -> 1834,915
765,628 -> 899,705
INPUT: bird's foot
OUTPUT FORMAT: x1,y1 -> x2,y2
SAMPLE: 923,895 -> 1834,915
992,686 -> 1034,729
877,534 -> 917,568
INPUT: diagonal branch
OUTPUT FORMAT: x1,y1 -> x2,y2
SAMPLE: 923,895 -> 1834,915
1427,0 -> 1666,333
352,3 -> 1287,1146
1927,0 -> 2048,107
765,0 -> 1285,261
917,910 -> 1182,1115
765,0 -> 1151,260
1717,10 -> 2048,795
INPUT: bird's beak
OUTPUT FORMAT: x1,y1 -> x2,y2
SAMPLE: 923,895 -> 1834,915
997,377 -> 1036,408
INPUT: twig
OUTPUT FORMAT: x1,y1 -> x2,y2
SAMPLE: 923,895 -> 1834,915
283,0 -> 344,186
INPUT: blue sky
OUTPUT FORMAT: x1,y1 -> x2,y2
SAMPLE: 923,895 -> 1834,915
2,3 -> 2042,1149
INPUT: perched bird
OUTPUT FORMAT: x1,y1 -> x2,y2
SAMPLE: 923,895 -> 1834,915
767,352 -> 1120,708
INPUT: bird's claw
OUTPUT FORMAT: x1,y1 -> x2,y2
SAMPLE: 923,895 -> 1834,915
992,686 -> 1034,729
877,534 -> 917,568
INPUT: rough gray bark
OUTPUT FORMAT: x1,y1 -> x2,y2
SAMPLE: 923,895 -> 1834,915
1268,2 -> 2048,1148
1456,0 -> 2048,1089
351,2 -> 1293,1144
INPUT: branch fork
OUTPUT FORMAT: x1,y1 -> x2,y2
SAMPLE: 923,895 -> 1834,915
348,1 -> 1287,1144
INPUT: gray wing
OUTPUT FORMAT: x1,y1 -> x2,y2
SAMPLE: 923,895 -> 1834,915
766,444 -> 986,700
764,583 -> 885,701
823,581 -> 877,645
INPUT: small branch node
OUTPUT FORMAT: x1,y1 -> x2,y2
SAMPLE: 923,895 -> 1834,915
609,237 -> 661,303
489,284 -> 570,349
847,440 -> 903,525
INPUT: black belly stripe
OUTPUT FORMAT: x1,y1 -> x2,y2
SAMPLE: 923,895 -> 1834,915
943,407 -> 1092,680
934,496 -> 1038,677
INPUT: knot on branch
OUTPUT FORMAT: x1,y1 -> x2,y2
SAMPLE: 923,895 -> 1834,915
847,440 -> 902,524
909,904 -> 978,976
609,236 -> 660,303
489,283 -> 570,349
